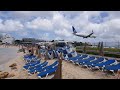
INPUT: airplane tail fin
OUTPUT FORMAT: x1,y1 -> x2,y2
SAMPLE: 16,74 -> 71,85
92,30 -> 94,34
72,26 -> 77,34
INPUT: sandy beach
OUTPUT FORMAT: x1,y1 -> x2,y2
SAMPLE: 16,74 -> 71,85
0,46 -> 117,79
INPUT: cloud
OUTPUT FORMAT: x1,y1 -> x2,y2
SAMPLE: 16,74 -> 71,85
25,17 -> 53,31
0,19 -> 24,32
0,11 -> 120,42
54,29 -> 72,37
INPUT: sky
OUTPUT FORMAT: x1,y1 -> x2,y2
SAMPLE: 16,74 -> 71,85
0,11 -> 120,42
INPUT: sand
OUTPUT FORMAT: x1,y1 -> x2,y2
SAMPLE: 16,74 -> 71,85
62,60 -> 115,79
0,47 -> 118,79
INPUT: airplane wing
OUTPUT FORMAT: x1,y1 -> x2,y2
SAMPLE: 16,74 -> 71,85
74,34 -> 86,37
90,36 -> 96,38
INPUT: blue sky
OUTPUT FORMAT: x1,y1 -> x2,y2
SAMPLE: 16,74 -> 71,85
0,11 -> 120,42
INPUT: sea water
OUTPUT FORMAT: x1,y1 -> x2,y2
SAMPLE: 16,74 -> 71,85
0,47 -> 18,65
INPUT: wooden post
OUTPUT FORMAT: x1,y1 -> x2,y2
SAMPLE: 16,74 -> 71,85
83,42 -> 87,53
115,70 -> 120,79
38,49 -> 41,58
97,42 -> 100,54
99,42 -> 104,56
35,45 -> 38,55
45,50 -> 48,61
53,52 -> 62,79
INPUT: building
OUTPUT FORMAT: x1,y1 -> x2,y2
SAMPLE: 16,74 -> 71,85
1,34 -> 15,44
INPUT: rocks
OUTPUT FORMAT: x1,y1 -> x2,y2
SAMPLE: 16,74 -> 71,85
7,73 -> 15,78
9,63 -> 17,67
11,66 -> 17,70
0,72 -> 15,79
9,63 -> 17,70
0,72 -> 9,79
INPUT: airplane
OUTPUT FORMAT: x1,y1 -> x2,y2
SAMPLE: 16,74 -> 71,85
72,26 -> 96,38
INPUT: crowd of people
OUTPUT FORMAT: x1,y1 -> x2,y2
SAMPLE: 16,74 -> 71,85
0,42 -> 14,48
20,43 -> 56,60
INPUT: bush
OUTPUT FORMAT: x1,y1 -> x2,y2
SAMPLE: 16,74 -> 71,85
86,52 -> 99,55
76,49 -> 83,53
104,53 -> 120,58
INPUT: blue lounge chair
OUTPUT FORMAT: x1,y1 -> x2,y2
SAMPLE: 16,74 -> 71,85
91,59 -> 116,70
24,56 -> 38,63
28,61 -> 48,71
25,60 -> 41,66
70,54 -> 89,63
24,55 -> 36,60
83,57 -> 105,67
67,53 -> 73,58
48,51 -> 53,59
36,60 -> 58,73
78,56 -> 96,65
28,60 -> 59,74
73,55 -> 89,64
37,66 -> 58,79
23,61 -> 41,70
53,50 -> 58,58
62,50 -> 68,55
23,61 -> 47,70
103,63 -> 120,74
67,54 -> 82,61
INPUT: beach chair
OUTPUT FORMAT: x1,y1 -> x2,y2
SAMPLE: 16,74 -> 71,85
66,47 -> 72,53
28,60 -> 59,74
73,55 -> 89,64
24,56 -> 38,63
28,61 -> 48,71
23,61 -> 41,70
53,50 -> 58,58
25,58 -> 40,63
47,50 -> 54,59
83,57 -> 105,68
62,50 -> 68,55
24,55 -> 36,60
78,56 -> 96,65
103,63 -> 120,75
25,60 -> 41,66
69,55 -> 87,64
67,54 -> 82,61
91,59 -> 117,70
68,53 -> 73,58
28,61 -> 49,75
37,66 -> 58,79
23,61 -> 47,70
27,62 -> 49,75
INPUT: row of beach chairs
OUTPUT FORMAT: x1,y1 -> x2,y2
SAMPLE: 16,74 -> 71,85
23,54 -> 59,79
56,47 -> 120,75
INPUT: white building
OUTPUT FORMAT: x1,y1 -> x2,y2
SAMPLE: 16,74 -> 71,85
1,34 -> 15,44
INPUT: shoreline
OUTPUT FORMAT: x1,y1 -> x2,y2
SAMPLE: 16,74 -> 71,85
0,46 -> 20,65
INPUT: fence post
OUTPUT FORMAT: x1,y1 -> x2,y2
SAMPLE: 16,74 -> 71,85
53,52 -> 62,79
83,42 -> 87,53
99,42 -> 104,56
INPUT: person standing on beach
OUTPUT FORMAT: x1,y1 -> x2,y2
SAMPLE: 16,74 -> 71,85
5,42 -> 8,48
